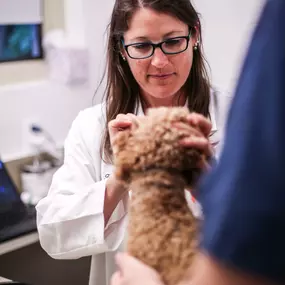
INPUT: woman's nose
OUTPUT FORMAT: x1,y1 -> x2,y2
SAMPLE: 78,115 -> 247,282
150,48 -> 169,69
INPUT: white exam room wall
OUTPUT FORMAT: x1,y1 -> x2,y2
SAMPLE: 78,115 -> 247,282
194,0 -> 266,92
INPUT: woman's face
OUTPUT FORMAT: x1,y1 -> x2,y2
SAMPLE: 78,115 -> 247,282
123,8 -> 197,100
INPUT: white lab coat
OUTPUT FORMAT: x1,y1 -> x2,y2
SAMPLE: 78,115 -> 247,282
36,90 -> 232,285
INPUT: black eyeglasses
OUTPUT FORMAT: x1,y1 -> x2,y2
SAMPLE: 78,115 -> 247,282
121,31 -> 192,59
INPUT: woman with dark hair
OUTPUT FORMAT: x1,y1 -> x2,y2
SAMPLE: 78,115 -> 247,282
36,0 -> 231,284
111,1 -> 285,285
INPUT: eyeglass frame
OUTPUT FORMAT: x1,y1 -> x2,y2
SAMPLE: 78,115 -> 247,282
121,29 -> 193,60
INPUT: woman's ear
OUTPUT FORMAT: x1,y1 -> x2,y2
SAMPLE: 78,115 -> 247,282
119,43 -> 127,61
192,26 -> 200,50
120,50 -> 127,61
118,39 -> 127,61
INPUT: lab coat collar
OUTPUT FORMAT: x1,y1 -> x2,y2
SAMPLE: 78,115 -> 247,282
209,90 -> 218,135
136,100 -> 144,116
135,91 -> 218,134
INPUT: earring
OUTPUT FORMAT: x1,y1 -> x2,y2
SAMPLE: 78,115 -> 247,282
120,52 -> 126,61
194,41 -> 199,50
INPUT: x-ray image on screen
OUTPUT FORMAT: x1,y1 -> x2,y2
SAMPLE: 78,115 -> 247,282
0,24 -> 43,63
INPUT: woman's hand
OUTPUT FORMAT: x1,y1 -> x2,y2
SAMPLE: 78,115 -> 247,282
111,253 -> 164,285
175,113 -> 214,170
180,113 -> 213,155
108,113 -> 137,148
104,113 -> 138,225
107,112 -> 139,190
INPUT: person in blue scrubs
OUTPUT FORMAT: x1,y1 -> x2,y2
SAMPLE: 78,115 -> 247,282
111,0 -> 285,284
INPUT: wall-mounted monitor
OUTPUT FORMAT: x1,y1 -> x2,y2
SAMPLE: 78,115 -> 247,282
0,24 -> 43,63
0,0 -> 43,63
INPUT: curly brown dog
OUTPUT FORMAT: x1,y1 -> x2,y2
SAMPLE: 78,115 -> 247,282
113,107 -> 206,285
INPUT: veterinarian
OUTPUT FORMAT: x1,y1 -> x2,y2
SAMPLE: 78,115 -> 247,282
110,0 -> 285,285
36,0 -> 231,284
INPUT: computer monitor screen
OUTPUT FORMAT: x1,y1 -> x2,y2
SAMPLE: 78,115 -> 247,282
0,160 -> 28,231
0,23 -> 43,63
0,160 -> 20,207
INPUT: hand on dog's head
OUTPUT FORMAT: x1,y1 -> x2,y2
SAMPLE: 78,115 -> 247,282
113,107 -> 206,188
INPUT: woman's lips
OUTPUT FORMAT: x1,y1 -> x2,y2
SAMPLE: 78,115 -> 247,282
149,73 -> 174,79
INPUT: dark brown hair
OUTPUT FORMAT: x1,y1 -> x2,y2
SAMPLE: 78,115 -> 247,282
99,0 -> 211,163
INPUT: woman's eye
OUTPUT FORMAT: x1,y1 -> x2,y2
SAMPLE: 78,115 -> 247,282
133,43 -> 152,50
164,39 -> 182,46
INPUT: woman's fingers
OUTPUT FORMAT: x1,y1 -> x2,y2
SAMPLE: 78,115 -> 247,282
180,136 -> 213,157
110,271 -> 123,285
108,114 -> 133,131
108,119 -> 132,129
126,113 -> 140,128
126,113 -> 138,120
108,114 -> 134,146
186,113 -> 212,137
173,122 -> 204,138
112,253 -> 164,285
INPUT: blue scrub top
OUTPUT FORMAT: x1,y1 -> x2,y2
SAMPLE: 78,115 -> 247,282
198,0 -> 285,282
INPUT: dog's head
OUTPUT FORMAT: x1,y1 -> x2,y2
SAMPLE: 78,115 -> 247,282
113,107 -> 205,188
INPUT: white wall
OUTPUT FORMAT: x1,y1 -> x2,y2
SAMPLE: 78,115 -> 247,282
83,0 -> 116,102
0,82 -> 92,161
0,0 -> 265,161
193,0 -> 266,93
0,0 -> 42,24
